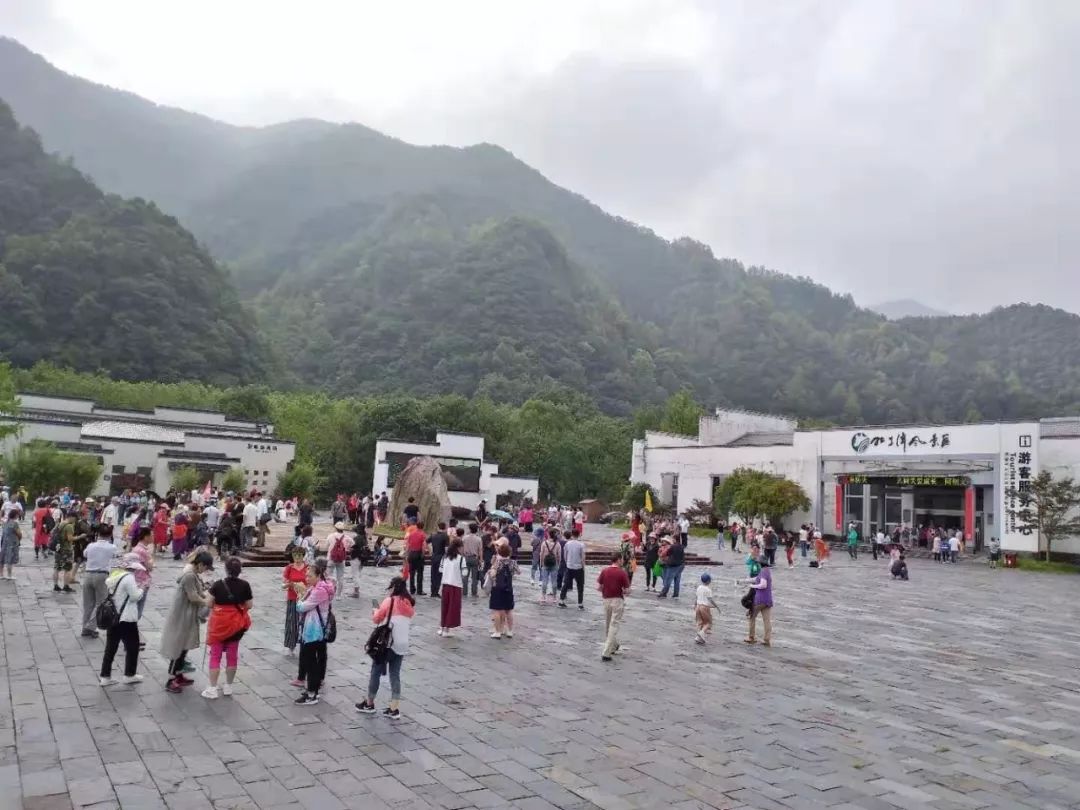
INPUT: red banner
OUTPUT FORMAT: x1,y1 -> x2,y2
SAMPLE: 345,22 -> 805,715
835,484 -> 844,532
964,486 -> 975,542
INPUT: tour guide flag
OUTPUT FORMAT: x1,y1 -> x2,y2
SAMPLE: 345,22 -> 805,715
644,489 -> 653,513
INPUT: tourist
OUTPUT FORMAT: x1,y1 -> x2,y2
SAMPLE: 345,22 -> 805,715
295,525 -> 317,565
428,521 -> 449,598
202,557 -> 253,699
294,557 -> 336,705
798,524 -> 809,558
438,538 -> 464,637
462,523 -> 482,596
784,531 -> 796,568
932,532 -> 941,562
32,499 -> 51,560
320,522 -> 354,595
573,506 -> 585,537
356,575 -> 414,718
81,524 -> 120,638
890,550 -> 909,581
476,499 -> 488,523
874,527 -> 886,560
619,531 -> 636,587
731,521 -> 741,553
814,530 -> 828,567
404,520 -> 427,595
282,546 -> 308,657
846,523 -> 859,560
559,529 -> 586,610
160,550 -> 214,693
988,536 -> 1001,568
694,572 -> 721,644
152,505 -> 169,554
98,553 -> 146,686
762,527 -> 778,567
130,527 -> 154,650
657,536 -> 686,598
480,526 -> 496,579
52,510 -> 80,593
102,497 -> 120,544
678,514 -> 690,547
402,496 -> 420,526
643,533 -> 660,592
1,506 -> 21,580
347,493 -> 359,525
519,503 -> 534,533
740,556 -> 773,646
487,542 -> 519,638
597,551 -> 630,661
170,507 -> 190,560
529,525 -> 545,585
538,529 -> 561,605
948,531 -> 960,563
240,496 -> 258,550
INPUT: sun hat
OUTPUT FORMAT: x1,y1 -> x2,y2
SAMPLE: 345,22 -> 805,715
334,521 -> 344,531
119,553 -> 146,572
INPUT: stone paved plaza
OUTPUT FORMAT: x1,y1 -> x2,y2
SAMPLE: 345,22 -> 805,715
2,536 -> 1080,810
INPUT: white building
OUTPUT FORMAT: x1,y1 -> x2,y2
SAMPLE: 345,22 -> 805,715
631,407 -> 1080,555
373,431 -> 538,511
1,393 -> 295,496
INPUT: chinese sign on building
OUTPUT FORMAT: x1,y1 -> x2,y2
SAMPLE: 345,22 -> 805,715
850,431 -> 951,455
999,424 -> 1039,552
840,474 -> 970,487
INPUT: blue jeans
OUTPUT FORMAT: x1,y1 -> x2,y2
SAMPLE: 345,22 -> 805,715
539,567 -> 559,596
368,650 -> 403,700
800,541 -> 808,557
659,564 -> 684,597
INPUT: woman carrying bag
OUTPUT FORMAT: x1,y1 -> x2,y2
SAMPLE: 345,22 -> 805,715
202,557 -> 253,699
356,575 -> 415,718
294,557 -> 336,706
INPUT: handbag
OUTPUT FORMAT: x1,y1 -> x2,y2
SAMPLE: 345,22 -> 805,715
95,574 -> 131,630
740,588 -> 755,611
316,604 -> 337,644
365,598 -> 395,662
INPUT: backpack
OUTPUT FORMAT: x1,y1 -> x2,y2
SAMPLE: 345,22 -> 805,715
329,535 -> 347,563
42,512 -> 56,535
494,560 -> 514,590
365,599 -> 395,663
95,574 -> 132,630
542,542 -> 556,569
316,604 -> 337,644
48,522 -> 65,551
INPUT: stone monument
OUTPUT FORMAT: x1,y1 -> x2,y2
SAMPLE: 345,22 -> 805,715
388,456 -> 452,529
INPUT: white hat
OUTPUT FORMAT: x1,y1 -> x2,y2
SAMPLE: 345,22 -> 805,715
334,521 -> 344,531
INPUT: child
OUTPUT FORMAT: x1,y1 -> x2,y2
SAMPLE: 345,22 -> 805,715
694,572 -> 720,644
987,536 -> 1001,568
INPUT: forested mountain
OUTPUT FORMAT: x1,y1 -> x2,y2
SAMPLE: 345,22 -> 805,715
871,299 -> 950,319
2,37 -> 1078,424
0,99 -> 267,383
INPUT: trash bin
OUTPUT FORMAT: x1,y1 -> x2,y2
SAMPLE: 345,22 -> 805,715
1004,552 -> 1018,568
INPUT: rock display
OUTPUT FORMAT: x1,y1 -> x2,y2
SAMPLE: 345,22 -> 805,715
387,456 -> 451,529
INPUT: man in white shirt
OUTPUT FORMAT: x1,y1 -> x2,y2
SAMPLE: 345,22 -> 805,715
102,497 -> 121,544
678,515 -> 691,547
256,493 -> 269,522
241,498 -> 258,550
874,528 -> 886,560
948,532 -> 960,563
81,525 -> 119,638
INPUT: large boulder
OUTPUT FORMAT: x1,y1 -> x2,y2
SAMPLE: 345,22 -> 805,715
388,456 -> 451,530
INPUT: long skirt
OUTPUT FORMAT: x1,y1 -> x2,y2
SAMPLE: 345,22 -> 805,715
440,584 -> 462,629
284,600 -> 300,650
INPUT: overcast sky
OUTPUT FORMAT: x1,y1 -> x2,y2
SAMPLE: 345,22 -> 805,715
3,0 -> 1076,314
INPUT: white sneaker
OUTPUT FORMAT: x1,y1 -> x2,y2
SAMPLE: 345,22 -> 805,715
505,631 -> 514,638
436,628 -> 444,636
121,675 -> 144,684
201,686 -> 220,699
99,676 -> 117,687
221,683 -> 233,696
283,647 -> 293,655
490,632 -> 502,638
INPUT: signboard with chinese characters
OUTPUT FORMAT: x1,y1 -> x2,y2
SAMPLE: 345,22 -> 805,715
999,423 -> 1039,552
819,423 -> 1003,458
838,474 -> 970,487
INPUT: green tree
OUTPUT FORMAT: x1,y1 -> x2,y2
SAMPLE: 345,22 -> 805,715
660,390 -> 703,436
277,461 -> 324,502
0,362 -> 17,440
4,440 -> 101,496
622,482 -> 657,511
713,468 -> 810,527
218,386 -> 272,421
1006,471 -> 1080,562
170,466 -> 201,494
221,466 -> 246,493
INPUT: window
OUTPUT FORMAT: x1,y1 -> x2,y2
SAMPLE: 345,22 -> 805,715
844,483 -> 864,534
263,470 -> 269,477
111,464 -> 125,474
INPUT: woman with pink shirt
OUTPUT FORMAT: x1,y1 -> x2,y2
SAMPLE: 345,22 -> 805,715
130,527 -> 155,650
356,576 -> 415,719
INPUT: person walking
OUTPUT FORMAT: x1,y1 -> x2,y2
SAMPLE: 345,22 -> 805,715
53,510 -> 81,593
798,524 -> 809,558
694,572 -> 721,644
404,521 -> 427,595
784,531 -> 796,569
130,527 -> 154,650
428,521 -> 449,598
294,557 -> 336,705
438,538 -> 465,637
356,575 -> 415,718
657,537 -> 686,598
537,529 -> 561,605
321,522 -> 353,596
160,550 -> 214,693
32,499 -> 52,560
846,523 -> 859,560
558,530 -> 586,610
643,533 -> 660,592
81,524 -> 120,638
98,554 -> 146,686
461,524 -> 482,598
152,505 -> 169,554
529,525 -> 545,586
597,552 -> 630,661
873,528 -> 886,560
282,545 -> 308,657
202,557 -> 253,699
740,557 -> 773,646
988,536 -> 1001,568
486,542 -> 519,638
1,505 -> 21,580
814,530 -> 828,567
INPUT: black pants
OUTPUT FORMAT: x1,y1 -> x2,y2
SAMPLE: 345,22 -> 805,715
430,555 -> 443,595
731,535 -> 737,552
645,561 -> 658,588
764,547 -> 777,566
299,641 -> 327,694
680,533 -> 688,547
167,651 -> 187,679
560,568 -> 585,605
101,621 -> 139,678
872,543 -> 879,560
407,552 -> 425,594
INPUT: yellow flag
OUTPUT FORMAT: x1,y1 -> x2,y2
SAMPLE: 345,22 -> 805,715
644,489 -> 653,513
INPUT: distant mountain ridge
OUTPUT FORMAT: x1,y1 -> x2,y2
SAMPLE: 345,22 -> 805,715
871,299 -> 951,319
1,37 -> 1078,423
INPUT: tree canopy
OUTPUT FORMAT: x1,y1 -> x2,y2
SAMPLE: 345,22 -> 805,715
714,468 -> 811,527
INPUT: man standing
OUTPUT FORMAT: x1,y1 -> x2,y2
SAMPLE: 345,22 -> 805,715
461,523 -> 483,597
102,497 -> 121,545
657,537 -> 685,598
330,495 -> 348,526
558,529 -> 586,610
204,499 -> 221,547
256,492 -> 269,524
874,527 -> 886,560
476,500 -> 488,524
81,525 -> 119,637
597,552 -> 630,661
405,521 -> 428,595
241,497 -> 258,550
53,510 -> 81,593
403,497 -> 420,526
428,521 -> 450,598
678,514 -> 690,547
846,523 -> 859,560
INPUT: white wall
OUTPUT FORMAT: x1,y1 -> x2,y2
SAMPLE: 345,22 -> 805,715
699,409 -> 796,446
16,394 -> 95,413
433,433 -> 485,458
1038,437 -> 1080,556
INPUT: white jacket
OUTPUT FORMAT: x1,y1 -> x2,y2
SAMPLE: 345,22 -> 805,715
105,569 -> 145,623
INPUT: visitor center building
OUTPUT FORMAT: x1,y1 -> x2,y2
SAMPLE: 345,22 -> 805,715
630,408 -> 1080,555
